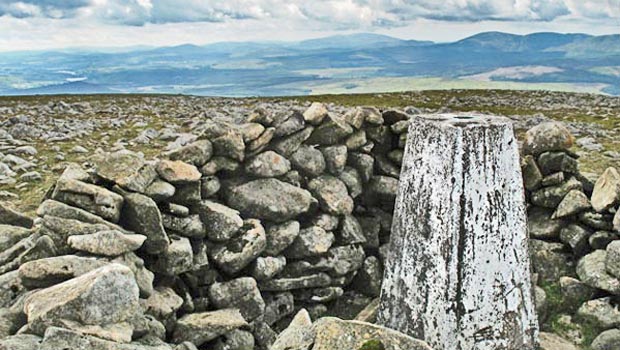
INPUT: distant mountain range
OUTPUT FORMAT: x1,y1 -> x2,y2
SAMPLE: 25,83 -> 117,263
1,32 -> 619,96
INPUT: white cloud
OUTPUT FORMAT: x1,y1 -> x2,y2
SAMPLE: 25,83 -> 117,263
0,0 -> 618,51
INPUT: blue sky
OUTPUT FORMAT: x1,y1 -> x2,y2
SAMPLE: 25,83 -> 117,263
0,0 -> 619,51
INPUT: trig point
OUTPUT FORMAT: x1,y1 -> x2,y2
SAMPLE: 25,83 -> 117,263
378,113 -> 539,350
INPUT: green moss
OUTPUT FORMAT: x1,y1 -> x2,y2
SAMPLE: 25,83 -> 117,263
359,339 -> 385,350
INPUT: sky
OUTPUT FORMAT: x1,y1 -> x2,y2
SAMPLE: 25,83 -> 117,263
0,0 -> 619,52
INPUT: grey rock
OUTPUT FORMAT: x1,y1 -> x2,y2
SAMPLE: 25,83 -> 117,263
51,179 -> 124,223
522,122 -> 574,155
521,155 -> 542,191
156,160 -> 201,184
238,123 -> 265,142
308,175 -> 353,215
259,273 -> 332,292
337,166 -> 363,198
20,171 -> 41,182
537,151 -> 578,175
559,276 -> 596,313
213,329 -> 255,350
209,219 -> 266,274
303,102 -> 328,125
200,156 -> 240,175
270,309 -> 314,350
199,200 -> 243,242
212,131 -> 245,162
18,255 -> 108,289
150,236 -> 194,275
172,309 -> 248,346
24,264 -> 140,336
323,245 -> 366,276
272,126 -> 314,157
274,111 -> 305,137
366,175 -> 399,204
577,297 -> 620,330
347,152 -> 374,183
247,127 -> 275,155
169,181 -> 201,205
321,145 -> 347,175
338,214 -> 366,245
307,113 -> 353,145
264,221 -> 300,256
162,214 -> 205,239
590,231 -> 618,250
382,109 -> 409,125
552,189 -> 591,219
145,180 -> 176,202
209,277 -> 265,321
309,213 -> 339,232
200,176 -> 220,199
358,216 -> 381,249
592,167 -> 620,212
249,256 -> 286,281
226,179 -> 315,222
530,240 -> 575,283
68,230 -> 146,256
559,224 -> 591,256
244,151 -> 291,178
312,317 -> 433,350
284,226 -> 335,259
591,329 -> 620,350
95,151 -> 151,189
541,171 -> 564,187
142,286 -> 184,321
39,326 -> 171,350
263,292 -> 294,325
351,256 -> 383,297
531,177 -> 582,208
0,235 -> 56,275
606,240 -> 620,278
113,252 -> 155,298
293,287 -> 343,303
166,140 -> 213,166
0,334 -> 41,350
251,320 -> 277,349
123,192 -> 169,254
290,145 -> 326,177
345,130 -> 367,150
0,224 -> 31,251
579,211 -> 614,230
577,250 -> 620,295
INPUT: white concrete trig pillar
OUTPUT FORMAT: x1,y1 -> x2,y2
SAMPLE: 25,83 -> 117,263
378,113 -> 538,350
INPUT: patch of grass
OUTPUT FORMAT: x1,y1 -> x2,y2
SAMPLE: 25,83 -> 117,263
359,339 -> 385,350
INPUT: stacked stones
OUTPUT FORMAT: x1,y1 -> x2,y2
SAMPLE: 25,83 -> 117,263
0,102 -> 409,350
523,122 -> 620,349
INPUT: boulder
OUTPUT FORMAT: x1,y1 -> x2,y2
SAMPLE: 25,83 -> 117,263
307,176 -> 353,215
18,255 -> 108,288
166,140 -> 213,166
67,230 -> 146,256
23,264 -> 140,336
538,332 -> 579,350
122,192 -> 170,254
249,256 -> 286,281
0,203 -> 33,228
198,200 -> 243,242
212,131 -> 245,161
577,250 -> 620,295
244,151 -> 291,178
172,309 -> 248,346
591,167 -> 620,212
576,297 -> 620,330
258,273 -> 331,292
39,326 -> 171,350
522,122 -> 574,155
307,114 -> 353,145
591,329 -> 620,350
321,145 -> 347,175
226,179 -> 315,222
290,145 -> 326,177
264,221 -> 300,256
530,177 -> 582,208
274,111 -> 305,137
208,277 -> 265,321
51,179 -> 124,223
156,160 -> 201,184
303,102 -> 328,125
284,226 -> 335,259
270,309 -> 314,350
209,219 -> 266,274
552,189 -> 591,219
150,236 -> 194,275
312,317 -> 433,350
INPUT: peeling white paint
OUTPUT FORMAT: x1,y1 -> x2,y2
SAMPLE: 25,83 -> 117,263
378,113 -> 538,350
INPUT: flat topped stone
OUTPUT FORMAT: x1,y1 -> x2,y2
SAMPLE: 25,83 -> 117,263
413,113 -> 512,128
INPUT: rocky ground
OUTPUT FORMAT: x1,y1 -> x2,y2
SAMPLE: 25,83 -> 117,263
0,90 -> 619,350
0,90 -> 619,215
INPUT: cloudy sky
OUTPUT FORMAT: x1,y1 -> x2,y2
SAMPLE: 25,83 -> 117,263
0,0 -> 619,51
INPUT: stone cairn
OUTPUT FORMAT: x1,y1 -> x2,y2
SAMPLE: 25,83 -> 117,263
1,101 -> 620,349
524,122 -> 620,349
0,103 -> 413,350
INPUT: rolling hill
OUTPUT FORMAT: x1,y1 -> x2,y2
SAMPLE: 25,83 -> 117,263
0,31 -> 618,96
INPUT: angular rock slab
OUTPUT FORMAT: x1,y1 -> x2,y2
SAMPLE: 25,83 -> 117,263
378,114 -> 538,350
23,263 -> 139,336
312,317 -> 432,350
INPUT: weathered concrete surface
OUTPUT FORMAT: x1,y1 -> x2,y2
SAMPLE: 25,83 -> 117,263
378,113 -> 538,350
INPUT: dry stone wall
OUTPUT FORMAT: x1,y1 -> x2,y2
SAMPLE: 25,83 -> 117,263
0,103 -> 411,350
0,101 -> 619,349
